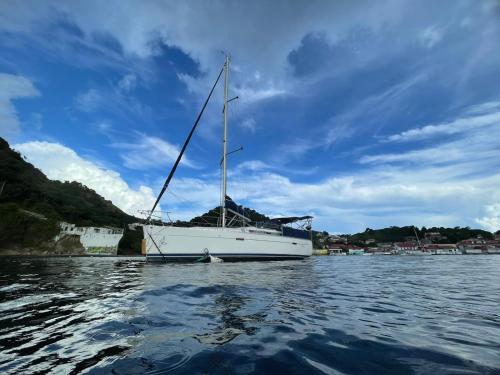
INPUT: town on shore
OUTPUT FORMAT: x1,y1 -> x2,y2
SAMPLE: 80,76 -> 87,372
313,231 -> 500,256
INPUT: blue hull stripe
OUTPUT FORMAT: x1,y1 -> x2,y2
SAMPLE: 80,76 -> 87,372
146,253 -> 309,257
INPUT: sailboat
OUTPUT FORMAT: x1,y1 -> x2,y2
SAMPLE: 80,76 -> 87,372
142,56 -> 313,262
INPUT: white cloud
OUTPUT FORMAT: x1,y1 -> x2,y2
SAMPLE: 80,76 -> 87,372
13,141 -> 159,217
418,26 -> 443,49
27,113 -> 43,131
239,118 -> 257,133
0,73 -> 40,138
364,105 -> 500,171
475,204 -> 500,232
75,75 -> 151,122
10,131 -> 500,233
383,106 -> 500,143
353,106 -> 500,232
96,121 -> 112,134
272,72 -> 429,163
460,17 -> 472,28
159,103 -> 500,232
465,101 -> 500,115
2,0 -> 499,156
235,160 -> 270,172
111,133 -> 196,170
233,86 -> 287,103
3,3 -> 500,232
275,138 -> 316,161
363,126 -> 500,168
118,73 -> 137,92
156,158 -> 500,233
1,1 -> 497,116
0,0 -> 424,103
75,88 -> 101,112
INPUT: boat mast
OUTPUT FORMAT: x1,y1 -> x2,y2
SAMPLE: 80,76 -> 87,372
221,55 -> 230,228
413,226 -> 422,249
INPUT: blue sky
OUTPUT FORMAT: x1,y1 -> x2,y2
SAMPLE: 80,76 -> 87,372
1,0 -> 500,233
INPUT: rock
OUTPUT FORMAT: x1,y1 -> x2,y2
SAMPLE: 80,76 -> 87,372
54,234 -> 85,255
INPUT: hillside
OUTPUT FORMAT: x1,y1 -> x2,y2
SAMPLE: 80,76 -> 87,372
346,226 -> 492,245
0,137 -> 137,249
187,205 -> 269,227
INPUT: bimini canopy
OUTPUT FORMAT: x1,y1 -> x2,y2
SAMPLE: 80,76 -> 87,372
269,216 -> 313,225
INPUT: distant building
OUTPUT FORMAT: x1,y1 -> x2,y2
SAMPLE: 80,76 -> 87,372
378,242 -> 392,249
348,248 -> 365,255
366,247 -> 391,255
424,244 -> 459,255
328,246 -> 345,255
486,241 -> 500,254
457,237 -> 487,254
393,242 -> 419,251
55,222 -> 124,255
457,237 -> 486,246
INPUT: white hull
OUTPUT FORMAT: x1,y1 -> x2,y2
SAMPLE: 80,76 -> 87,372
431,249 -> 460,255
404,250 -> 427,256
143,225 -> 313,262
463,248 -> 483,254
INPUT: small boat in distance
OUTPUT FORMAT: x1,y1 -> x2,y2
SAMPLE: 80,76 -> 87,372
142,56 -> 313,262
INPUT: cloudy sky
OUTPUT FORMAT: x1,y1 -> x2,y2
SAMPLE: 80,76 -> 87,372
1,0 -> 500,233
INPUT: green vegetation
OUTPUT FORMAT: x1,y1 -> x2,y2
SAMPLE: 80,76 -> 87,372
347,226 -> 492,245
0,203 -> 59,250
0,137 -> 137,250
0,137 -> 136,227
188,206 -> 269,227
313,226 -> 493,249
312,231 -> 327,249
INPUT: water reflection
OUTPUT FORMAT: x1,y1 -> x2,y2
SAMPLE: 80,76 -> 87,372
194,289 -> 265,345
0,256 -> 499,374
0,258 -> 144,374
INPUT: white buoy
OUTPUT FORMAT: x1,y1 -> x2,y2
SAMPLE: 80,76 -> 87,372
209,255 -> 223,263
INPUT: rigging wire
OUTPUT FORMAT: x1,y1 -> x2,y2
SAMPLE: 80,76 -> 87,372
147,64 -> 225,221
166,189 -> 190,204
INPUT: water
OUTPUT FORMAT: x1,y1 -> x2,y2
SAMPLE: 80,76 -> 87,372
0,256 -> 499,374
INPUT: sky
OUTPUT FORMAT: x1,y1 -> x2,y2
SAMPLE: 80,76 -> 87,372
1,0 -> 500,234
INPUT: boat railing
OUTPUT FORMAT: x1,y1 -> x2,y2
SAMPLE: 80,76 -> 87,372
186,213 -> 253,228
137,210 -> 175,225
138,210 -> 313,240
139,211 -> 249,228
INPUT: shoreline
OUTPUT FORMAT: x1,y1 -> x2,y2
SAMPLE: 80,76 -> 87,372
0,254 -> 145,258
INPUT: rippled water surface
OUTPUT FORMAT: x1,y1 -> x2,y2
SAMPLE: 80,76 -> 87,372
0,255 -> 499,374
